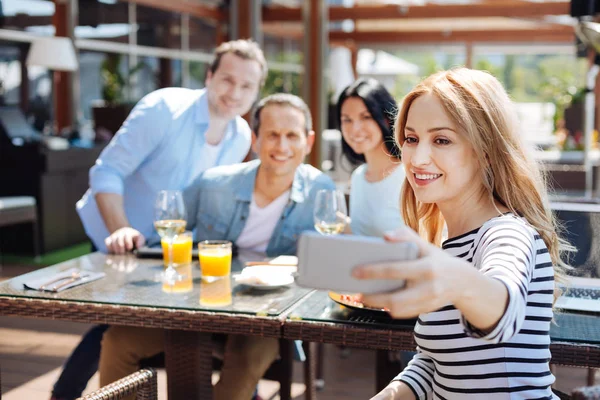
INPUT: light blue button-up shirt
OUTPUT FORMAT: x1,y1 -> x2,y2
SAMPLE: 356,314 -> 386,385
182,160 -> 336,256
76,88 -> 252,252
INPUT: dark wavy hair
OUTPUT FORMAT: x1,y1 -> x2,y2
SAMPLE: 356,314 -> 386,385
336,78 -> 400,166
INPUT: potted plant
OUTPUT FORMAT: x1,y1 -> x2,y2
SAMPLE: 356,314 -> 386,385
92,54 -> 143,139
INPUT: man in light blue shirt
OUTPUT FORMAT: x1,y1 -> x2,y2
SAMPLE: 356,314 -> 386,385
51,40 -> 266,400
97,93 -> 335,400
76,39 -> 267,255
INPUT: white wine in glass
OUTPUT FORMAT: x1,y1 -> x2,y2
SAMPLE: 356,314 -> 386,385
313,189 -> 348,236
154,190 -> 187,285
315,221 -> 346,235
154,219 -> 186,238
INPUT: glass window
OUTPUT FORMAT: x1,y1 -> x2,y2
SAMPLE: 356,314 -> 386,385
0,44 -> 22,105
262,35 -> 302,96
136,5 -> 180,49
135,55 -> 159,97
76,0 -> 129,44
189,16 -> 215,54
188,61 -> 206,89
171,59 -> 182,87
1,0 -> 55,35
0,40 -> 51,132
79,51 -> 129,119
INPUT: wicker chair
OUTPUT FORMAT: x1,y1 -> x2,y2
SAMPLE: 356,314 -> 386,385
0,196 -> 40,259
76,368 -> 157,400
572,386 -> 600,400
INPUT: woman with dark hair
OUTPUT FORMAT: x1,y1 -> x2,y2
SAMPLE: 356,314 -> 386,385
338,78 -> 405,237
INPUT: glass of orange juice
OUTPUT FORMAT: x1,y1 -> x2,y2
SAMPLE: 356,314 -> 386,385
199,277 -> 232,307
198,240 -> 232,281
162,263 -> 193,294
161,231 -> 193,268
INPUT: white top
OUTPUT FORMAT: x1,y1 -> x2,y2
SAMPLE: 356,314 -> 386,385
349,163 -> 406,237
197,139 -> 225,175
235,190 -> 291,253
396,214 -> 557,400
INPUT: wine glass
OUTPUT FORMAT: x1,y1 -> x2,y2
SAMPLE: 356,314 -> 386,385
313,189 -> 348,235
154,190 -> 187,285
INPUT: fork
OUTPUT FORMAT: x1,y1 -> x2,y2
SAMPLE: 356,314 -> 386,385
39,271 -> 82,291
52,274 -> 89,292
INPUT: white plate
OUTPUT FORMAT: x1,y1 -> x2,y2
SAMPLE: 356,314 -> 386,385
235,266 -> 295,290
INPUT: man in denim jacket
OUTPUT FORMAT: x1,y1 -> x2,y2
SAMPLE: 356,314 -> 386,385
183,99 -> 335,256
97,93 -> 335,400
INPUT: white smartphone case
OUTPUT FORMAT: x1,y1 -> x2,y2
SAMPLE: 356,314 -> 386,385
296,231 -> 419,294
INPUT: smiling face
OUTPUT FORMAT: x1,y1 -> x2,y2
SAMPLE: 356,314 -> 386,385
205,52 -> 262,120
402,93 -> 483,208
253,104 -> 315,180
340,97 -> 384,157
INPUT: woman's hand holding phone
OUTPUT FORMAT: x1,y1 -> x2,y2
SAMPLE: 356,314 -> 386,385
353,227 -> 471,319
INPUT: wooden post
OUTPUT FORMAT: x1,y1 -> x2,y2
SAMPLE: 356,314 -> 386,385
159,21 -> 174,88
19,44 -> 30,113
228,0 -> 262,161
349,41 -> 358,80
465,42 -> 473,69
303,0 -> 327,168
216,24 -> 228,46
228,0 -> 262,43
238,0 -> 250,39
52,0 -> 73,133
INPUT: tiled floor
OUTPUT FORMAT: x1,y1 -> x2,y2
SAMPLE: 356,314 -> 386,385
0,263 -> 597,399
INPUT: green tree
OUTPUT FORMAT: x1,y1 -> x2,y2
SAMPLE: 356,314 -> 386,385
534,56 -> 587,125
504,55 -> 516,92
261,52 -> 302,97
474,58 -> 502,82
189,62 -> 206,86
423,54 -> 443,76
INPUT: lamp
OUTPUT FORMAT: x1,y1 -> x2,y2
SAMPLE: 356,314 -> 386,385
26,36 -> 78,72
25,36 -> 78,136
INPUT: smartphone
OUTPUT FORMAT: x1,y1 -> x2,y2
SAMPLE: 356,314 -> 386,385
296,231 -> 419,294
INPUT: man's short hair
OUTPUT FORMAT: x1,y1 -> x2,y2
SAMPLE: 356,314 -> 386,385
209,39 -> 268,87
252,93 -> 313,135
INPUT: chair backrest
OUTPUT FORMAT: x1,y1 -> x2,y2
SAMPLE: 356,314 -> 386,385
551,201 -> 600,278
76,368 -> 157,400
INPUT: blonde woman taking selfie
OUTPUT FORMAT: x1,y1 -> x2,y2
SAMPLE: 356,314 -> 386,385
354,68 -> 570,400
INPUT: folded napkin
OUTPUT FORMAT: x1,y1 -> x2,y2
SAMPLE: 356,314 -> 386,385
24,268 -> 106,293
234,266 -> 296,287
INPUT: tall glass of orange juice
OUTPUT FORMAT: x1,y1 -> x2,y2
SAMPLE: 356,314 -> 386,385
198,240 -> 232,281
161,231 -> 193,268
199,277 -> 232,307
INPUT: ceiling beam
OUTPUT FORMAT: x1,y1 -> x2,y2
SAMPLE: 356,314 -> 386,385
263,1 -> 570,22
329,28 -> 574,45
116,0 -> 226,21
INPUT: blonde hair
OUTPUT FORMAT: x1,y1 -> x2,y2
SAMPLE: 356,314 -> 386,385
395,68 -> 571,291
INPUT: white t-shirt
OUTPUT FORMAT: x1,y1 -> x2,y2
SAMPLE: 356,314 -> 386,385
195,139 -> 225,176
235,190 -> 291,253
349,163 -> 405,237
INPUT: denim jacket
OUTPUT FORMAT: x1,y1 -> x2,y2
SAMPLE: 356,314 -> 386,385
183,160 -> 336,256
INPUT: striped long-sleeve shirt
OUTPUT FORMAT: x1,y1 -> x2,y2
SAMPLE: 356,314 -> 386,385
396,214 -> 557,400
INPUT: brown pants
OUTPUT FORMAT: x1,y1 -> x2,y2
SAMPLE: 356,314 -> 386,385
98,326 -> 279,400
